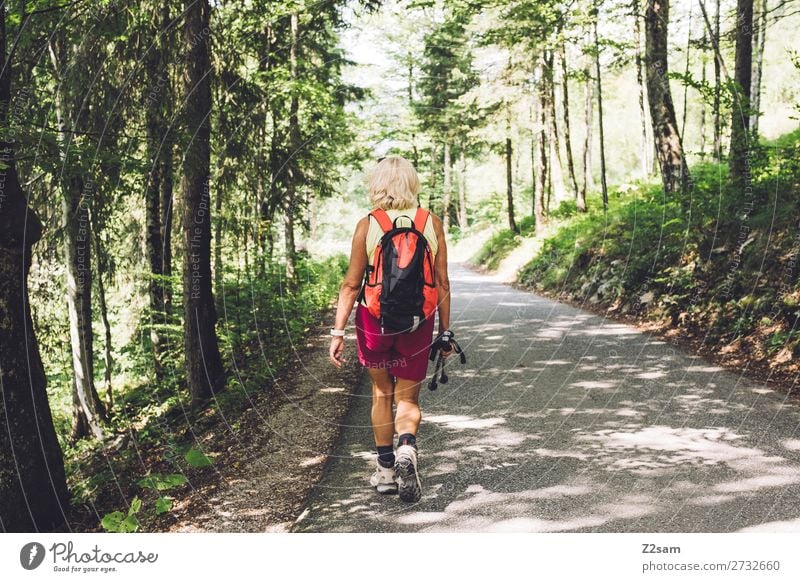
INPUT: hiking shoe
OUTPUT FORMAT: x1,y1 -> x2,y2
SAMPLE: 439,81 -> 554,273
394,444 -> 422,502
370,460 -> 398,494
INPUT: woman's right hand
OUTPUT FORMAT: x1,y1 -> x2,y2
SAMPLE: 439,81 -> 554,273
440,341 -> 454,358
329,336 -> 345,368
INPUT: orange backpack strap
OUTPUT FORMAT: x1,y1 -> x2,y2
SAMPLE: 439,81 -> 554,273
370,208 -> 394,233
413,207 -> 429,233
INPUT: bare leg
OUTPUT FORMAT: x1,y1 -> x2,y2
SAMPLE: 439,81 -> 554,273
393,377 -> 422,437
368,368 -> 395,446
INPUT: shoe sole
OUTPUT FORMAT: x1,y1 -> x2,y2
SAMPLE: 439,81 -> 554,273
376,483 -> 398,495
395,457 -> 421,502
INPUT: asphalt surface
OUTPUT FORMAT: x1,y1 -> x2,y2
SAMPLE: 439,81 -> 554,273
292,262 -> 800,532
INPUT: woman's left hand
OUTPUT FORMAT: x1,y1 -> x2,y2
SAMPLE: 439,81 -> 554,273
329,336 -> 345,368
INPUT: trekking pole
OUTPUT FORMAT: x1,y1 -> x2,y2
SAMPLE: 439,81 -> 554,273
428,331 -> 467,391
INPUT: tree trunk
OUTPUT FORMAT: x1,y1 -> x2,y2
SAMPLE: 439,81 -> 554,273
729,0 -> 753,184
713,0 -> 722,158
256,24 -> 273,278
547,51 -> 566,203
681,5 -> 693,142
92,226 -> 113,410
700,31 -> 708,155
408,58 -> 419,169
268,123 -> 286,268
0,10 -> 70,530
48,37 -> 106,441
214,183 -> 223,293
284,12 -> 300,282
750,0 -> 767,134
160,144 -> 174,312
535,54 -> 548,229
505,134 -> 518,233
64,177 -> 106,441
559,43 -> 579,198
159,1 -> 175,316
181,0 -> 226,407
283,197 -> 296,278
546,153 -> 552,214
144,4 -> 173,375
145,149 -> 165,374
447,153 -> 458,227
644,0 -> 690,196
579,62 -> 592,212
443,141 -> 452,232
633,0 -> 652,179
530,97 -> 536,214
458,145 -> 467,228
593,6 -> 609,210
428,144 -> 438,212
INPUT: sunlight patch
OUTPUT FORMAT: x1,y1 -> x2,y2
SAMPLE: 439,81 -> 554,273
571,380 -> 618,389
396,512 -> 447,525
635,371 -> 666,379
425,414 -> 506,430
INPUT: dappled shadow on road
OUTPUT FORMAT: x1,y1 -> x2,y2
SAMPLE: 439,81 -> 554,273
294,352 -> 800,532
295,399 -> 800,532
293,266 -> 800,533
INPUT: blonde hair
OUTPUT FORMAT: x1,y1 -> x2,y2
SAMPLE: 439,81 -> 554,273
366,155 -> 421,210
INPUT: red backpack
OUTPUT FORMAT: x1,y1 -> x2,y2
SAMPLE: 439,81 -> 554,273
359,207 -> 437,333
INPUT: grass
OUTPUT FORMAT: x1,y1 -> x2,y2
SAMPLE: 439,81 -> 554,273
470,215 -> 536,270
472,129 -> 800,376
59,253 -> 348,515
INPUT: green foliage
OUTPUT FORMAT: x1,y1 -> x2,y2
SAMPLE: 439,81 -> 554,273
10,0 -> 800,533
471,192 -> 508,228
516,130 -> 800,363
154,497 -> 173,515
518,184 -> 685,299
184,448 -> 214,468
472,223 -> 533,271
60,252 -> 347,527
550,199 -> 578,220
101,497 -> 141,533
414,4 -> 480,138
137,473 -> 188,491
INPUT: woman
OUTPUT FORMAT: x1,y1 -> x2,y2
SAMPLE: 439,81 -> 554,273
329,155 -> 452,503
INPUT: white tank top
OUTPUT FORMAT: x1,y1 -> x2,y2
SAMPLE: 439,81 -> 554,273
365,207 -> 438,264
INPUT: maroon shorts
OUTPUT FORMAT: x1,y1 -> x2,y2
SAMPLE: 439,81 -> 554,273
355,303 -> 435,382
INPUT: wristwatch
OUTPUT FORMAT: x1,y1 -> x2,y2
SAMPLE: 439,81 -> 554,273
330,329 -> 345,337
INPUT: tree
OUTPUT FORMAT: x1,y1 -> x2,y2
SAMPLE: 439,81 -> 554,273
458,143 -> 468,227
284,11 -> 301,282
534,52 -> 549,229
414,3 -> 479,221
559,43 -> 579,198
0,6 -> 70,531
181,0 -> 226,408
547,49 -> 566,204
644,0 -> 690,196
48,23 -> 108,441
680,4 -> 694,141
729,0 -> 754,184
713,0 -> 722,158
632,0 -> 653,179
592,0 -> 608,210
443,141 -> 453,231
506,123 -> 518,233
143,2 -> 177,376
751,0 -> 767,134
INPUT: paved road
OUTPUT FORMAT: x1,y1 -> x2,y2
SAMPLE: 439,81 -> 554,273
292,263 -> 800,532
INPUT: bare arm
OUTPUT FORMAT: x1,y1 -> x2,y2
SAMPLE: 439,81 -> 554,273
330,216 -> 369,367
431,213 -> 451,334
